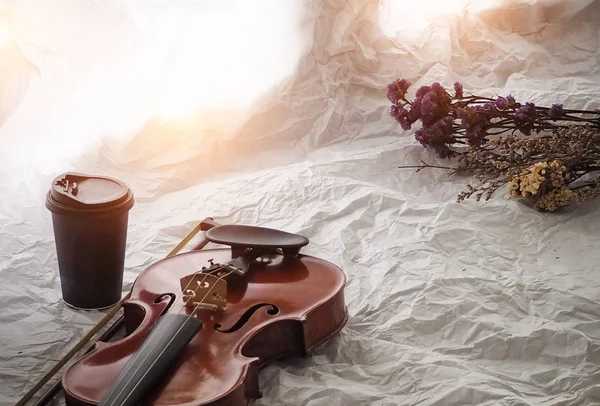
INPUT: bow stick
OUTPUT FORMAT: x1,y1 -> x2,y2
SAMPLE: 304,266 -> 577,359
16,218 -> 219,406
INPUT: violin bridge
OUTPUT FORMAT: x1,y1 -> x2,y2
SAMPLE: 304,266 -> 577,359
180,273 -> 227,311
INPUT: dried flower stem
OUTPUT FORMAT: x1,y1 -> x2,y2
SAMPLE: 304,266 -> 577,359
387,79 -> 600,211
399,126 -> 600,211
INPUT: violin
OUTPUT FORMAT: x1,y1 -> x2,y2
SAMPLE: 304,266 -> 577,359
60,219 -> 348,405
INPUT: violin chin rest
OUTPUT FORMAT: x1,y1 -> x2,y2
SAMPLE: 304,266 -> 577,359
205,225 -> 309,253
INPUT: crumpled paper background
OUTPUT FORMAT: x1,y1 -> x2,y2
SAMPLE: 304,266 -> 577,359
2,0 -> 600,404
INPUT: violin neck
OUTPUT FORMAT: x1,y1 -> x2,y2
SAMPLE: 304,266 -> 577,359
99,314 -> 203,406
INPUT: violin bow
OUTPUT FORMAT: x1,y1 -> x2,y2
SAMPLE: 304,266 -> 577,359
16,218 -> 219,406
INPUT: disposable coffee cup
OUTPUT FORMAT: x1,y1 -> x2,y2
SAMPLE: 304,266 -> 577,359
45,172 -> 134,310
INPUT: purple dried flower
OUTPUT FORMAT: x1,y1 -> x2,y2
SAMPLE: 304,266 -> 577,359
515,102 -> 537,135
390,105 -> 412,130
408,98 -> 422,123
442,116 -> 454,129
431,82 -> 445,96
457,106 -> 490,130
515,102 -> 536,119
420,93 -> 437,118
416,85 -> 431,98
387,78 -> 600,166
414,129 -> 426,146
454,82 -> 463,99
430,116 -> 454,137
465,126 -> 487,146
549,104 -> 565,119
414,123 -> 454,158
412,84 -> 454,127
482,102 -> 498,112
495,96 -> 508,110
456,106 -> 493,145
430,82 -> 453,106
387,79 -> 411,103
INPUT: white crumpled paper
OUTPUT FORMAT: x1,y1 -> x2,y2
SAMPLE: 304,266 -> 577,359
2,0 -> 600,405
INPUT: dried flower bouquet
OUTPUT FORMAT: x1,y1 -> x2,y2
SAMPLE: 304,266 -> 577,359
387,79 -> 600,211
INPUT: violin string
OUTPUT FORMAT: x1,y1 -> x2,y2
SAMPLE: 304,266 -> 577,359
108,262 -> 225,403
110,260 -> 235,405
120,266 -> 235,404
105,264 -> 216,404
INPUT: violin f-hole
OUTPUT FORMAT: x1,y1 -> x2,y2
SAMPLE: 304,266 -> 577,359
213,303 -> 279,333
154,293 -> 176,315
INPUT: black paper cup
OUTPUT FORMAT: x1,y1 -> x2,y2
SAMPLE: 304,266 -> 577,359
45,172 -> 134,310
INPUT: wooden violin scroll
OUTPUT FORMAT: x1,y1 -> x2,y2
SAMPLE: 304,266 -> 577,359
60,221 -> 348,406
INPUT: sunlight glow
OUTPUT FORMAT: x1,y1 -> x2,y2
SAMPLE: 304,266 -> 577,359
0,0 -> 308,173
379,0 -> 506,37
153,0 -> 307,120
0,16 -> 12,48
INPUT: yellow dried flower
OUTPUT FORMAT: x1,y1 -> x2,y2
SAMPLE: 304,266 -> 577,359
507,160 -> 574,211
431,125 -> 600,211
535,187 -> 575,211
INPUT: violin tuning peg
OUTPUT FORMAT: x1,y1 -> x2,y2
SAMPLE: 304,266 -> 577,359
208,258 -> 214,265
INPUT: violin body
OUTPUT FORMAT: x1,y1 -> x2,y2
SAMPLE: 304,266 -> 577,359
61,245 -> 347,405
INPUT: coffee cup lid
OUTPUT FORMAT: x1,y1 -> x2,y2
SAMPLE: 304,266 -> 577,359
47,172 -> 134,213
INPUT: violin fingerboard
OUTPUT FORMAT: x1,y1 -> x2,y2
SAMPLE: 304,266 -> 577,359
98,314 -> 203,406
